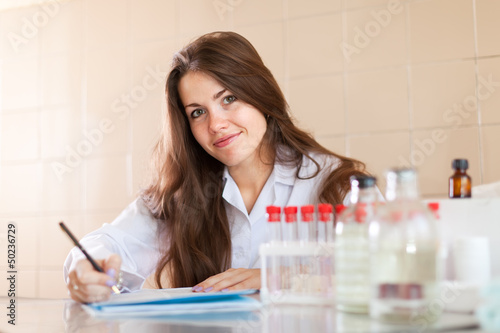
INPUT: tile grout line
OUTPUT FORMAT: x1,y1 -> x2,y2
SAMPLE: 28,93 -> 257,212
471,0 -> 485,186
341,3 -> 350,156
405,1 -> 414,168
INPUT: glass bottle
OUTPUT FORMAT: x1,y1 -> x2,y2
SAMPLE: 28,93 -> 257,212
335,175 -> 377,314
369,168 -> 441,325
449,159 -> 471,198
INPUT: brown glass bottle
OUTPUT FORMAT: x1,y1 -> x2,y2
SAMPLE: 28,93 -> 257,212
449,159 -> 471,198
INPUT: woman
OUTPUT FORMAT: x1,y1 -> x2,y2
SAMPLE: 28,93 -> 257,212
64,31 -> 366,303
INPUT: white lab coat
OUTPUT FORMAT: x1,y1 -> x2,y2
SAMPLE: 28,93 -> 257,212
63,152 -> 345,291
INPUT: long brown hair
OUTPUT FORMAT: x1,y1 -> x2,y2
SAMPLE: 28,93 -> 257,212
142,31 -> 366,288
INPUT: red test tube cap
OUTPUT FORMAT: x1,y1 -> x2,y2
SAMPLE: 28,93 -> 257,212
301,205 -> 315,222
266,205 -> 281,222
318,203 -> 333,222
284,206 -> 298,223
335,204 -> 346,215
428,202 -> 439,212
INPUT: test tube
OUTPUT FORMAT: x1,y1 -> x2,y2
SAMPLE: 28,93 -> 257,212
284,206 -> 298,291
300,205 -> 316,243
266,205 -> 282,243
284,206 -> 298,243
317,203 -> 333,243
334,204 -> 346,229
266,205 -> 282,294
317,203 -> 334,294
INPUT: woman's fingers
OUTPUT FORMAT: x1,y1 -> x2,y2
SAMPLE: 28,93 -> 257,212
192,268 -> 260,292
102,254 -> 122,278
67,256 -> 122,303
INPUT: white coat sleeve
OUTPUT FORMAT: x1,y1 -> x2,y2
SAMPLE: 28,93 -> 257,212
63,198 -> 162,292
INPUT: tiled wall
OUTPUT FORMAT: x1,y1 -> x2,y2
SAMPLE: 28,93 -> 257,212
0,0 -> 498,298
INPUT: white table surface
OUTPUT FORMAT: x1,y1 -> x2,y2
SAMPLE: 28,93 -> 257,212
0,295 -> 484,333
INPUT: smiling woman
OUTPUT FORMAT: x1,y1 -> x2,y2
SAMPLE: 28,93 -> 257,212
63,31 -> 368,303
179,71 -> 269,170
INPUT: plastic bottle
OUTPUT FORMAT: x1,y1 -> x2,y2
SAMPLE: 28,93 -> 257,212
369,168 -> 441,324
449,159 -> 471,198
335,175 -> 377,313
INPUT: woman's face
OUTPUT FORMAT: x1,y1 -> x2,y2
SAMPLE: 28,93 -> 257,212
178,71 -> 268,169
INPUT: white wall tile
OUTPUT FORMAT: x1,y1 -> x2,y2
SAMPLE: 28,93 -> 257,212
0,5 -> 41,58
179,0 -> 232,37
85,155 -> 133,212
40,105 -> 83,159
475,0 -> 500,57
40,0 -> 83,54
1,111 -> 39,161
130,0 -> 176,41
411,61 -> 477,129
18,270 -> 37,298
288,14 -> 343,77
42,161 -> 83,212
477,57 -> 500,125
0,163 -> 42,214
349,132 -> 411,195
409,0 -> 475,63
38,270 -> 68,299
40,53 -> 82,107
40,216 -> 83,267
289,0 -> 341,18
481,125 -> 500,184
86,0 -> 127,50
347,68 -> 409,133
17,218 -> 40,269
233,0 -> 283,26
234,22 -> 285,81
86,46 -> 131,116
317,136 -> 346,156
344,2 -> 406,70
1,57 -> 39,110
289,75 -> 345,136
344,0 -> 392,10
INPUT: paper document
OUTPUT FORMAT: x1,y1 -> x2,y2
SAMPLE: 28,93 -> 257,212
84,288 -> 261,317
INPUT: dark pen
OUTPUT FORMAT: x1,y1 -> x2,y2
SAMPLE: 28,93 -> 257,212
59,221 -> 121,294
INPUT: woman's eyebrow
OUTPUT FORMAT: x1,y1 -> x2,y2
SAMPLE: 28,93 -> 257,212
184,102 -> 200,108
184,89 -> 227,109
213,89 -> 226,100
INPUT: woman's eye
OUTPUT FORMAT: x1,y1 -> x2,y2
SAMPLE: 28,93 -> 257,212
222,95 -> 237,105
190,109 -> 205,118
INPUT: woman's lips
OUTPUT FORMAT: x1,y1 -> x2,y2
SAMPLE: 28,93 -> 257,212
213,133 -> 240,148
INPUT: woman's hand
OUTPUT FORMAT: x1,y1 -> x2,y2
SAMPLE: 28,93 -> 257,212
67,254 -> 122,303
192,268 -> 260,292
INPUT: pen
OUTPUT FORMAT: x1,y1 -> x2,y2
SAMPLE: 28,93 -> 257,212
59,222 -> 121,294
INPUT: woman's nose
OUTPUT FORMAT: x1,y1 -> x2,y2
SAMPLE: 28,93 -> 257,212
208,110 -> 228,133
